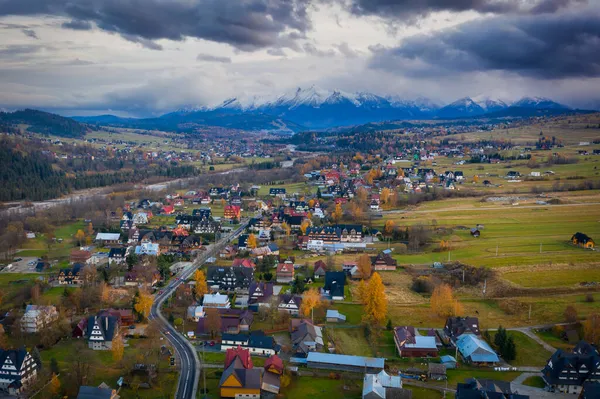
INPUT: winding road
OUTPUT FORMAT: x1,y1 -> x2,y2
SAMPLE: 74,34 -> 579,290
149,221 -> 248,399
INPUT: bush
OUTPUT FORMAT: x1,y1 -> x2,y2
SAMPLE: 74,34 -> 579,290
586,294 -> 595,303
498,299 -> 528,315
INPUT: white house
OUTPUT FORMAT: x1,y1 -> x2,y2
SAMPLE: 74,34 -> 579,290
21,305 -> 59,333
95,233 -> 121,245
187,306 -> 205,321
202,293 -> 231,309
307,240 -> 324,252
86,316 -> 119,350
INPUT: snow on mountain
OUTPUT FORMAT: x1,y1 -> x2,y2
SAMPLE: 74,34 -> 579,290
472,95 -> 508,112
437,97 -> 485,118
512,97 -> 569,110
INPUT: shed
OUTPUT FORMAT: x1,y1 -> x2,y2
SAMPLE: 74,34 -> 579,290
440,355 -> 457,369
326,309 -> 347,323
306,352 -> 385,373
428,363 -> 447,380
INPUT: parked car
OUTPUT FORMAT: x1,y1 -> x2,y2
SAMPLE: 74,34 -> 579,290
129,325 -> 136,330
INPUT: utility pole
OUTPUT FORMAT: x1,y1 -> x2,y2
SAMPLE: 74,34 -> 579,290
448,250 -> 451,262
496,243 -> 498,257
483,279 -> 487,298
540,242 -> 542,254
529,304 -> 532,320
462,269 -> 465,283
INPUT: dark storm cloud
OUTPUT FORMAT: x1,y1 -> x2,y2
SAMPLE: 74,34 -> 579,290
196,53 -> 232,63
369,11 -> 600,79
61,19 -> 93,30
0,0 -> 311,51
341,0 -> 586,19
22,28 -> 38,39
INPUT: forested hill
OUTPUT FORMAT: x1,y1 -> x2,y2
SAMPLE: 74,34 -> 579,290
0,109 -> 89,138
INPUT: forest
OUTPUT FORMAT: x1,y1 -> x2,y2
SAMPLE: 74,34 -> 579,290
0,109 -> 89,138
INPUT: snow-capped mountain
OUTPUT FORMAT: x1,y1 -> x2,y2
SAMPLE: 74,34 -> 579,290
512,97 -> 569,110
472,95 -> 508,113
437,97 -> 486,118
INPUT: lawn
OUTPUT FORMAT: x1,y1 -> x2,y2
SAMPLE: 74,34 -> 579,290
502,267 -> 600,288
406,386 -> 448,398
534,329 -> 574,351
522,375 -> 546,388
446,369 -> 521,387
327,327 -> 372,357
285,377 -> 362,399
330,303 -> 364,325
489,331 -> 550,367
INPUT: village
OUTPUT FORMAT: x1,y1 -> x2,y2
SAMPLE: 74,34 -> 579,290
0,114 -> 599,398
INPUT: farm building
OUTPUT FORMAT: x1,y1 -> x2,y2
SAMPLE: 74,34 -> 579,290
456,334 -> 499,366
393,326 -> 438,358
572,232 -> 595,248
440,355 -> 457,369
326,309 -> 347,323
306,352 -> 385,373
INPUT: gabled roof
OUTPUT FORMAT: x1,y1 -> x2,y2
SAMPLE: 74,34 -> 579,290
85,315 -> 118,342
542,342 -> 600,386
0,347 -> 28,372
324,271 -> 346,297
264,355 -> 284,374
76,386 -> 115,399
456,334 -> 499,363
445,316 -> 481,338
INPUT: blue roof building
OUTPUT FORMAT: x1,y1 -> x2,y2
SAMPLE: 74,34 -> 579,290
306,352 -> 385,373
440,355 -> 457,369
456,334 -> 499,364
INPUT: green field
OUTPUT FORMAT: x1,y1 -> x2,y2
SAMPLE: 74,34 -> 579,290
446,369 -> 521,387
522,375 -> 546,388
328,327 -> 372,357
490,331 -> 550,367
285,377 -> 362,399
502,267 -> 600,288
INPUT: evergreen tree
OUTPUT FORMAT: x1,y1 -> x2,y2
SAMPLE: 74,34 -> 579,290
50,357 -> 59,375
168,313 -> 175,324
386,319 -> 393,331
494,326 -> 507,350
31,347 -> 42,370
503,336 -> 517,362
316,187 -> 322,199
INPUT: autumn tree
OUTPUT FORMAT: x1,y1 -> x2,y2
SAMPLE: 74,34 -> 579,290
281,222 -> 291,239
74,229 -> 85,246
355,187 -> 368,205
247,234 -> 258,249
300,288 -> 322,320
431,284 -> 463,317
300,220 -> 310,235
99,281 -> 110,304
348,202 -> 363,219
380,188 -> 392,204
357,254 -> 372,279
193,270 -> 208,298
362,273 -> 388,326
112,333 -> 124,363
332,203 -> 343,223
134,290 -> 153,320
50,373 -> 61,396
384,220 -> 396,236
86,222 -> 94,237
584,313 -> 600,345
205,308 -> 222,338
564,305 -> 578,323
355,279 -> 367,304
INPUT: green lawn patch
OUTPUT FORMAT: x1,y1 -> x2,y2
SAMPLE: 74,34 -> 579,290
522,375 -> 546,388
327,327 -> 372,357
285,377 -> 362,399
330,303 -> 364,325
534,329 -> 573,351
446,369 -> 521,387
489,330 -> 550,367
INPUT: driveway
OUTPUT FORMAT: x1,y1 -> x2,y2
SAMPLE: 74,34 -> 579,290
511,372 -> 572,399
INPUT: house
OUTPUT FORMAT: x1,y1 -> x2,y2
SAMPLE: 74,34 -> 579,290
95,233 -> 121,246
581,382 -> 600,399
98,309 -> 135,326
371,252 -> 398,271
456,378 -> 529,399
21,305 -> 59,333
70,249 -> 92,264
134,242 -> 159,256
108,247 -> 128,265
232,258 -> 256,269
223,205 -> 241,220
572,232 -> 595,248
456,334 -> 499,365
276,262 -> 295,283
306,353 -> 385,373
506,171 -> 521,179
206,266 -> 253,292
220,331 -> 279,356
343,261 -> 358,274
0,348 -> 37,395
248,282 -> 273,307
202,293 -> 231,309
323,271 -> 346,300
219,347 -> 261,398
393,326 -> 438,358
440,355 -> 457,369
76,385 -> 119,399
428,363 -> 447,381
278,294 -> 302,315
269,188 -> 286,197
444,316 -> 481,341
541,341 -> 600,394
362,370 -> 408,399
326,309 -> 347,323
86,315 -> 118,350
262,355 -> 283,394
314,260 -> 327,277
58,264 -> 83,285
470,228 -> 481,238
73,318 -> 88,338
196,308 -> 253,335
187,306 -> 205,322
291,319 -> 323,356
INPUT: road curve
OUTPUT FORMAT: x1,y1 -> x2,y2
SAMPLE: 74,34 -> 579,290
149,221 -> 248,399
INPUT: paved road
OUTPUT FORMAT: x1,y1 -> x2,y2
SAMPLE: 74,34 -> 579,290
149,221 -> 248,399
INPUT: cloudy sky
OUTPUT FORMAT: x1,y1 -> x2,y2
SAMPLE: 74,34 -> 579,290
0,0 -> 599,117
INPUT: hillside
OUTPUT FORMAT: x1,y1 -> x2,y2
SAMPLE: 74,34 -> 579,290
0,109 -> 89,138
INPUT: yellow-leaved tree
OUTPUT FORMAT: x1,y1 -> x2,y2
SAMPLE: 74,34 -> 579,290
247,234 -> 258,249
430,284 -> 463,317
355,279 -> 368,304
300,288 -> 322,320
380,188 -> 392,204
332,203 -> 343,223
357,254 -> 372,279
362,273 -> 388,326
194,270 -> 208,298
50,373 -> 61,395
134,290 -> 153,320
384,220 -> 396,236
300,220 -> 310,235
281,222 -> 291,238
74,229 -> 86,246
112,333 -> 124,362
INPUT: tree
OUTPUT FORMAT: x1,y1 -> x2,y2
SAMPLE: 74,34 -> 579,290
386,319 -> 393,331
348,202 -> 363,219
99,281 -> 110,304
494,326 -> 507,350
193,270 -> 208,298
430,284 -> 463,317
300,288 -> 321,320
30,284 -> 41,303
50,373 -> 61,396
86,222 -> 94,237
31,347 -> 42,370
205,308 -> 221,338
134,290 -> 153,320
380,188 -> 392,204
281,222 -> 291,239
332,203 -> 343,223
247,234 -> 258,249
300,220 -> 310,235
584,313 -> 600,345
50,357 -> 59,375
383,220 -> 396,236
503,336 -> 516,362
362,273 -> 388,326
291,276 -> 306,294
357,254 -> 372,279
564,305 -> 578,323
112,333 -> 124,363
356,279 -> 368,304
74,229 -> 85,246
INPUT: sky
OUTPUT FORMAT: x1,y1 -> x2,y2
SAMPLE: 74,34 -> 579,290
0,0 -> 598,117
